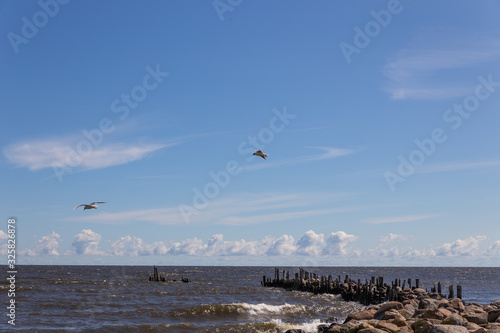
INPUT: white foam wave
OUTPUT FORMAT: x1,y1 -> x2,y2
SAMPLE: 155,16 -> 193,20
267,318 -> 331,333
233,302 -> 308,316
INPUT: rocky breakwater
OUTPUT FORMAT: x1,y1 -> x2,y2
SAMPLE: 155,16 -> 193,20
263,268 -> 439,306
317,289 -> 500,333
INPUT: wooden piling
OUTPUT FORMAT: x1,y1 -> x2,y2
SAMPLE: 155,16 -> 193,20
261,268 -> 462,306
154,265 -> 158,281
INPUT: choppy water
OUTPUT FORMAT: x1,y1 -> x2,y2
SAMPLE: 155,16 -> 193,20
2,266 -> 499,332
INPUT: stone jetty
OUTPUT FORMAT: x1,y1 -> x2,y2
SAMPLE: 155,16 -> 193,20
263,269 -> 500,333
313,294 -> 500,333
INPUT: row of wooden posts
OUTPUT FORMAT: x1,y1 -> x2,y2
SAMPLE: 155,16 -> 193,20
262,268 -> 462,306
149,265 -> 166,282
148,265 -> 189,283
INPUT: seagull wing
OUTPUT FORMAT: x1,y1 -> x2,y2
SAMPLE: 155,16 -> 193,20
73,204 -> 85,210
90,202 -> 106,205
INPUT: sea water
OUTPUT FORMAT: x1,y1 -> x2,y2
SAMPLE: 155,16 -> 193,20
2,266 -> 499,332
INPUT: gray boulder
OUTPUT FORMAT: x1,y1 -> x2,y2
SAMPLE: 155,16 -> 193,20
448,298 -> 465,312
429,324 -> 468,333
442,313 -> 466,326
344,308 -> 377,323
374,301 -> 403,319
420,298 -> 441,310
463,311 -> 488,325
357,328 -> 387,333
488,309 -> 500,323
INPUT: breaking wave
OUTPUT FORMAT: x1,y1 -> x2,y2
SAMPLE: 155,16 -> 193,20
173,302 -> 310,318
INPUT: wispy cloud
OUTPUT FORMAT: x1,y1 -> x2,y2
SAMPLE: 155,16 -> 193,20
383,29 -> 500,100
243,146 -> 357,171
217,206 -> 361,226
3,136 -> 172,172
362,214 -> 436,224
417,159 -> 500,174
69,207 -> 184,225
68,191 -> 362,226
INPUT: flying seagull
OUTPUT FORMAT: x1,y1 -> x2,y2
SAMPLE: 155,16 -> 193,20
73,202 -> 106,211
252,149 -> 268,160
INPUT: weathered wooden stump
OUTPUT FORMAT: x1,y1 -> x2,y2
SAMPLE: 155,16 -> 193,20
261,268 -> 463,307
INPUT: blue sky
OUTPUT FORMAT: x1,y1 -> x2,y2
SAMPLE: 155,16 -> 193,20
1,0 -> 500,266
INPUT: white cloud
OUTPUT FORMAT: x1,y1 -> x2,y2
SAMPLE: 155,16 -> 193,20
221,239 -> 261,256
110,236 -> 168,256
0,230 -> 7,240
324,231 -> 358,255
266,235 -> 297,256
25,232 -> 61,256
205,234 -> 224,255
296,230 -> 325,256
370,246 -> 400,258
4,136 -> 169,172
402,248 -> 433,258
70,229 -> 104,255
103,230 -> 357,258
109,233 -> 270,257
167,237 -> 206,256
435,236 -> 487,256
380,233 -> 407,243
18,230 -> 500,266
205,234 -> 265,256
485,241 -> 500,256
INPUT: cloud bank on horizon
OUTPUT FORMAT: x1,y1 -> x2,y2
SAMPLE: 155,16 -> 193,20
5,229 -> 499,266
